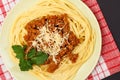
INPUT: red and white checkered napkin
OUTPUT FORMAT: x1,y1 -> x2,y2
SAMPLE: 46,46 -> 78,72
0,0 -> 120,80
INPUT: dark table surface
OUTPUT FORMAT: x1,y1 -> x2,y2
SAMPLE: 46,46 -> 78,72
97,0 -> 120,80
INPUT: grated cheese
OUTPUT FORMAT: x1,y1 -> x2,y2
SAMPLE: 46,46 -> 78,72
32,24 -> 69,63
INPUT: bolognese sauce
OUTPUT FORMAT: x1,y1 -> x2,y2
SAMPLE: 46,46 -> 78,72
24,14 -> 79,73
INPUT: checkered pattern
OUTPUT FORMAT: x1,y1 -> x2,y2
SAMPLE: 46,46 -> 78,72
0,0 -> 120,80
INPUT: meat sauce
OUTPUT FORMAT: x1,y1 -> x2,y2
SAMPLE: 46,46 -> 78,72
24,14 -> 79,73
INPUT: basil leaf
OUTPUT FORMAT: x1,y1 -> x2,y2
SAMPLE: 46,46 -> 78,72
31,53 -> 48,65
28,48 -> 36,58
37,51 -> 46,56
12,45 -> 49,71
12,45 -> 24,59
19,59 -> 32,71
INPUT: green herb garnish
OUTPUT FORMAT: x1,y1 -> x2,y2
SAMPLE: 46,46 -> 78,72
31,52 -> 48,65
12,45 -> 48,71
12,45 -> 25,59
19,59 -> 32,71
27,48 -> 36,59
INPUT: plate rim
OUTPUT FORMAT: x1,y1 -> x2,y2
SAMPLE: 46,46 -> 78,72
0,0 -> 102,80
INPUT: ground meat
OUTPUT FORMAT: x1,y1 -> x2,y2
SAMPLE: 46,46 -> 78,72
24,14 -> 80,73
59,48 -> 68,57
24,20 -> 40,46
67,52 -> 78,63
61,39 -> 68,48
62,23 -> 70,33
47,61 -> 59,73
45,56 -> 53,64
68,31 -> 79,46
67,44 -> 73,51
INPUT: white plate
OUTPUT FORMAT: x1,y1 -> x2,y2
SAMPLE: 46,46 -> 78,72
0,0 -> 101,80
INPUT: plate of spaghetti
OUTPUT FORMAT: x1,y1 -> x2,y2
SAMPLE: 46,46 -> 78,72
0,0 -> 101,80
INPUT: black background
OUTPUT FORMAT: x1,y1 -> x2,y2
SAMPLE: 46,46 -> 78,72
97,0 -> 120,80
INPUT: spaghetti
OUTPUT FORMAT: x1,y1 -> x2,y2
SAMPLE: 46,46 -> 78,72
9,0 -> 95,80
